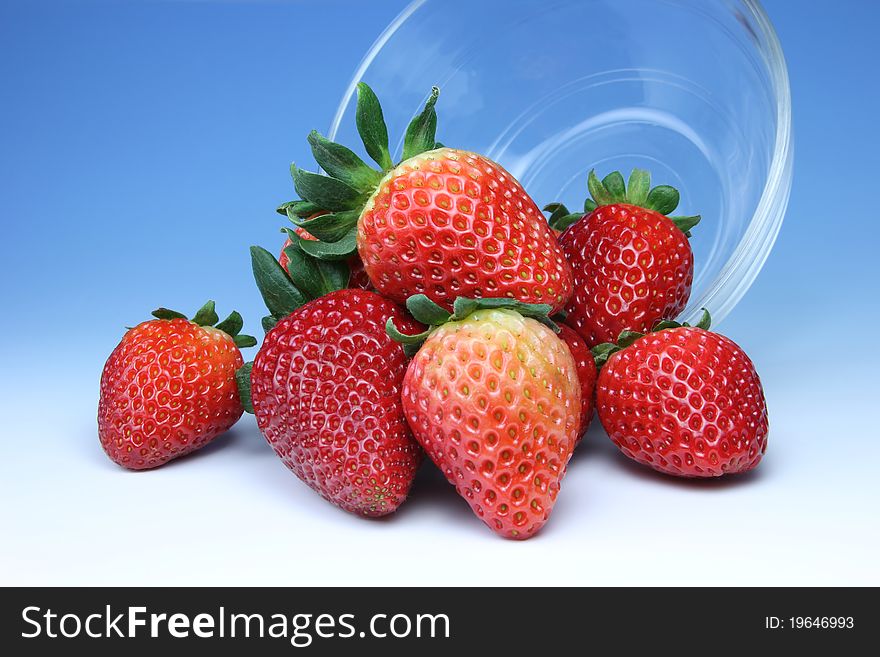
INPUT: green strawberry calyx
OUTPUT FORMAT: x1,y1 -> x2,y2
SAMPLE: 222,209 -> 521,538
277,82 -> 444,262
387,294 -> 559,357
151,300 -> 257,349
235,362 -> 254,415
151,301 -> 257,414
590,308 -> 712,370
543,168 -> 701,237
248,237 -> 352,335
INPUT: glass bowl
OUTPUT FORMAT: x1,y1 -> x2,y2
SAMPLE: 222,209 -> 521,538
328,0 -> 792,326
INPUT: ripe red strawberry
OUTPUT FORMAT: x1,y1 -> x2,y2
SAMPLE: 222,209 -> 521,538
390,296 -> 581,539
594,311 -> 768,477
277,221 -> 370,290
245,289 -> 424,516
98,301 -> 256,470
549,169 -> 700,347
283,83 -> 573,313
557,323 -> 597,440
278,226 -> 316,273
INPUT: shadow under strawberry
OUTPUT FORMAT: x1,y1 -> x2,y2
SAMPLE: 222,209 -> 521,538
591,435 -> 768,490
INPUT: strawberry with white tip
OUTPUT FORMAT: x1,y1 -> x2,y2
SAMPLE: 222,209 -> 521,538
389,296 -> 581,539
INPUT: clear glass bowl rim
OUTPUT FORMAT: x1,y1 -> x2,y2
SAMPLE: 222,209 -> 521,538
329,0 -> 793,326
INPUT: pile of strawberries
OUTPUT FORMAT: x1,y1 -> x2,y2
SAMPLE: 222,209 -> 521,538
98,85 -> 768,540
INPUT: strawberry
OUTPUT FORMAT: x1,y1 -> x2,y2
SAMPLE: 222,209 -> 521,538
276,215 -> 370,290
279,83 -> 573,313
388,296 -> 581,539
243,289 -> 424,516
248,218 -> 356,335
593,311 -> 768,477
557,323 -> 597,440
548,169 -> 700,347
98,301 -> 256,470
278,226 -> 316,273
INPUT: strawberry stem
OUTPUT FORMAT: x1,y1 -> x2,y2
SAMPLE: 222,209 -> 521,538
590,309 -> 712,369
150,301 -> 256,346
279,83 -> 445,262
545,168 -> 702,238
387,295 -> 560,355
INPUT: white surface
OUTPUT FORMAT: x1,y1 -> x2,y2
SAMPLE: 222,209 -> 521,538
2,354 -> 877,587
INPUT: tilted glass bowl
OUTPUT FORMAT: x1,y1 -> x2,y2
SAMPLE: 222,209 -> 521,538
328,0 -> 792,325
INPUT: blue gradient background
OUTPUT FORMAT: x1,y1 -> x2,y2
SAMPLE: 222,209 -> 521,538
1,0 -> 878,585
